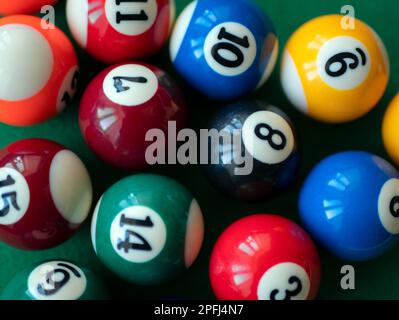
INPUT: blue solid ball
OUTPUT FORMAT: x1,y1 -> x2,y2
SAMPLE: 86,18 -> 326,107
170,0 -> 278,100
299,151 -> 399,261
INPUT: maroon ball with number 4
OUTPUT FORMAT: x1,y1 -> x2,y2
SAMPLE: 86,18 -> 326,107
0,139 -> 93,250
79,62 -> 187,170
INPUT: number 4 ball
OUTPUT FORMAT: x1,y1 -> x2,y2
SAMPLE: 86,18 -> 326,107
66,0 -> 175,63
170,0 -> 278,100
0,139 -> 93,250
281,15 -> 389,123
209,215 -> 321,300
0,15 -> 79,126
91,174 -> 204,285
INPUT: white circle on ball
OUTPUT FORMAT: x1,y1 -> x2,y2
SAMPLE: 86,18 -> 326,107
257,262 -> 310,300
0,24 -> 53,101
204,22 -> 257,77
242,110 -> 295,165
378,178 -> 399,235
0,167 -> 30,226
28,261 -> 87,300
316,36 -> 370,90
103,64 -> 158,107
56,66 -> 79,113
49,150 -> 93,225
66,0 -> 89,48
104,0 -> 158,36
184,199 -> 204,268
110,206 -> 167,263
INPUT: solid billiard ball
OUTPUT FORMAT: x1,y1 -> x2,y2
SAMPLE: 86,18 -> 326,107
203,100 -> 299,201
0,0 -> 57,15
1,260 -> 108,300
79,62 -> 186,170
209,214 -> 321,300
0,139 -> 93,250
383,93 -> 399,166
66,0 -> 175,63
281,15 -> 389,123
91,174 -> 204,285
170,0 -> 278,100
299,151 -> 399,261
0,15 -> 79,126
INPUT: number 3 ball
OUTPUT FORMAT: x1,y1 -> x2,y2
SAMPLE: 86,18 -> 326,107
203,100 -> 299,201
0,139 -> 93,250
91,174 -> 204,285
0,15 -> 79,126
79,62 -> 186,170
170,0 -> 278,100
209,214 -> 321,300
281,15 -> 389,123
299,151 -> 399,261
66,0 -> 175,63
0,0 -> 58,15
1,260 -> 108,300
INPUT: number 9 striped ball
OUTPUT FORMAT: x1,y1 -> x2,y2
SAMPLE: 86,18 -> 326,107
281,15 -> 389,123
91,174 -> 205,285
170,0 -> 278,100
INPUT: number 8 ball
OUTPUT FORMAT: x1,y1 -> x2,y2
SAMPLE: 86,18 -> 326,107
203,100 -> 299,201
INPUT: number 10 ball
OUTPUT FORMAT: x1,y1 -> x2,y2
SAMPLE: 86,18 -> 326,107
91,174 -> 204,285
170,0 -> 278,100
281,15 -> 389,123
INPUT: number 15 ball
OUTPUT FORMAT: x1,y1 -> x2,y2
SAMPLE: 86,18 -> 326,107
170,0 -> 278,100
281,15 -> 389,123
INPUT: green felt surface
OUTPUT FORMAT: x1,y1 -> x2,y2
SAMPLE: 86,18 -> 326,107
1,0 -> 399,300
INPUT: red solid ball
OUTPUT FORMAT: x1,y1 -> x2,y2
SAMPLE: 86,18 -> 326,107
209,214 -> 321,300
66,0 -> 175,63
0,139 -> 93,250
0,0 -> 57,15
79,62 -> 187,170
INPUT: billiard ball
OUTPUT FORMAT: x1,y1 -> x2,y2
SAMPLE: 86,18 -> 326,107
1,260 -> 108,300
203,100 -> 299,201
0,139 -> 93,250
66,0 -> 175,64
383,93 -> 399,166
299,151 -> 399,261
281,15 -> 389,123
0,0 -> 57,15
170,0 -> 278,100
91,174 -> 204,285
79,62 -> 186,170
209,214 -> 321,300
0,15 -> 79,126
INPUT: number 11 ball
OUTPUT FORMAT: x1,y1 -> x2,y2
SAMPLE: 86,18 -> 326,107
281,15 -> 389,123
170,0 -> 278,100
91,174 -> 204,285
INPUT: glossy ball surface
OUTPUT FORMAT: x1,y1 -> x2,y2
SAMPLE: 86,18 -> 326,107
0,15 -> 79,126
382,93 -> 399,166
299,151 -> 399,261
66,0 -> 175,63
170,0 -> 278,100
1,260 -> 108,300
91,174 -> 204,285
203,100 -> 299,201
281,15 -> 389,123
209,214 -> 321,300
79,62 -> 186,170
0,0 -> 57,15
0,139 -> 93,250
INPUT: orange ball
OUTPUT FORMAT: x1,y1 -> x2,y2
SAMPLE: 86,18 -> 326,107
0,0 -> 58,16
0,15 -> 78,126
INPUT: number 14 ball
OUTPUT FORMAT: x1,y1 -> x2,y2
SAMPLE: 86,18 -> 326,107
170,0 -> 278,100
281,15 -> 389,123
